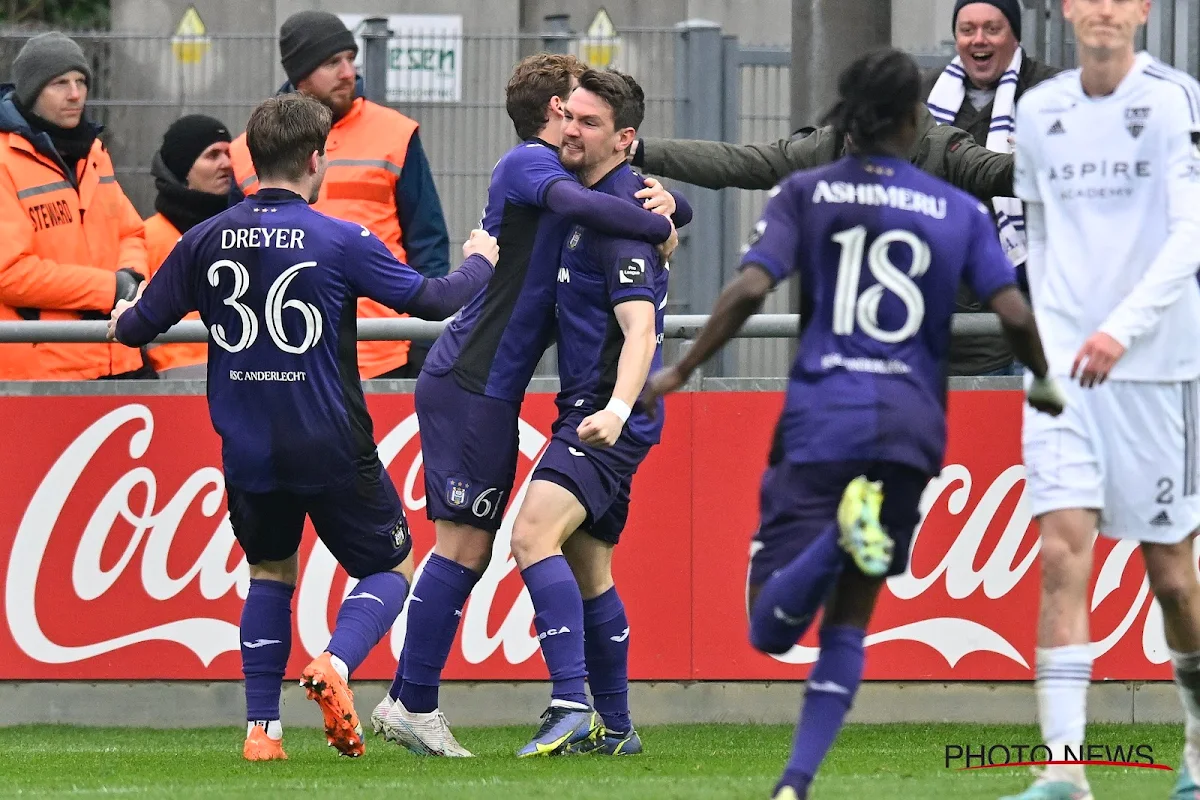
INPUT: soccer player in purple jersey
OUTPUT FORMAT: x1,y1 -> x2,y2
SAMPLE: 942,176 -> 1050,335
375,54 -> 691,758
642,49 -> 1065,799
506,69 -> 671,758
109,94 -> 497,762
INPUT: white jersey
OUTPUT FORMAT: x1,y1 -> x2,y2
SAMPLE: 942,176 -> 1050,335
1013,52 -> 1200,381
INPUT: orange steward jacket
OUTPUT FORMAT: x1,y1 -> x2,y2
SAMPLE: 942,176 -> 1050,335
0,88 -> 148,379
231,92 -> 449,379
143,212 -> 206,372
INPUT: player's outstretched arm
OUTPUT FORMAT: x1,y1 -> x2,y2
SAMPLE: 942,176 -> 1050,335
109,239 -> 195,346
989,286 -> 1064,417
545,180 -> 673,244
579,299 -> 657,448
641,265 -> 773,411
404,230 -> 498,320
347,226 -> 496,320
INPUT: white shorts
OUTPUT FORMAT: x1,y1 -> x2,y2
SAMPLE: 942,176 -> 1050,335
1022,377 -> 1200,544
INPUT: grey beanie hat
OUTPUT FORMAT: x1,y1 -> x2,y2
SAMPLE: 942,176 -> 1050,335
279,11 -> 358,86
12,32 -> 93,107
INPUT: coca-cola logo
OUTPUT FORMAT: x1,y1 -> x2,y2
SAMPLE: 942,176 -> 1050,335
759,463 -> 1183,668
4,403 -> 549,668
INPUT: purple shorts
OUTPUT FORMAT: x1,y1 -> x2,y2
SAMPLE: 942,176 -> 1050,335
532,411 -> 652,544
748,459 -> 930,586
226,458 -> 411,580
415,369 -> 520,533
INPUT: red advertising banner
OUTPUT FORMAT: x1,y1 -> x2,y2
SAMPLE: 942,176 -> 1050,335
0,391 -> 1171,681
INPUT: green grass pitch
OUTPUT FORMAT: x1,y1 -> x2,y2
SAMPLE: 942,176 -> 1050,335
0,723 -> 1183,798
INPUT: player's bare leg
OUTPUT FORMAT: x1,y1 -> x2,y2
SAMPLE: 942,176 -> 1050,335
241,554 -> 299,761
563,533 -> 642,755
1001,509 -> 1096,800
1141,534 -> 1200,797
377,522 -> 489,757
509,480 -> 603,756
302,553 -> 413,758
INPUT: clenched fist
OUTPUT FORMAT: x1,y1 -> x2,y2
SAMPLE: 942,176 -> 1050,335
463,229 -> 499,266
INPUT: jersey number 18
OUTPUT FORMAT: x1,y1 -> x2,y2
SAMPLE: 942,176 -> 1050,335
831,225 -> 930,344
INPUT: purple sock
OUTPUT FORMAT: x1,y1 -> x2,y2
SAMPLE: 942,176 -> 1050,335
583,587 -> 631,733
398,553 -> 481,713
241,578 -> 294,721
522,555 -> 588,706
387,653 -> 404,702
779,625 -> 865,795
326,571 -> 409,676
749,524 -> 843,654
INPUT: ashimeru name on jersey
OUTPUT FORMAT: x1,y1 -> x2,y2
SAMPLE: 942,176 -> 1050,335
811,179 -> 948,220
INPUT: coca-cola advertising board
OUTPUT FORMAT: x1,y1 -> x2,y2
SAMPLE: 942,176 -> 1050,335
0,390 -> 1174,681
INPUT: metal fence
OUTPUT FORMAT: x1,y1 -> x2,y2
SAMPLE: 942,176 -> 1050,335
1,2 -> 1198,379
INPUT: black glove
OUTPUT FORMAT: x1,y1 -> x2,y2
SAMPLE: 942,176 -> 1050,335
114,268 -> 145,305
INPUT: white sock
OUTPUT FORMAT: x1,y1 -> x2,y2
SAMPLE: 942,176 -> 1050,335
247,719 -> 283,740
549,698 -> 588,711
1171,648 -> 1200,774
1036,644 -> 1092,787
329,654 -> 349,683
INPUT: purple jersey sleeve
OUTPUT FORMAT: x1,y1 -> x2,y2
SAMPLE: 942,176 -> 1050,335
671,191 -> 694,228
342,225 -> 429,311
606,241 -> 659,306
961,201 -> 1019,303
508,143 -> 574,207
114,236 -> 196,347
545,181 -> 673,244
739,183 -> 803,284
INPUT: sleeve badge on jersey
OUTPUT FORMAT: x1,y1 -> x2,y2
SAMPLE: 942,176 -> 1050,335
746,219 -> 767,247
446,479 -> 470,508
389,515 -> 410,550
618,257 -> 648,286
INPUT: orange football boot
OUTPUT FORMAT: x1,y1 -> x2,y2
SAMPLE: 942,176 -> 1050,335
300,652 -> 364,757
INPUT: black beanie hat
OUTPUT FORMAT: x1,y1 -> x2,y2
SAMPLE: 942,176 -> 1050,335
279,11 -> 359,86
953,0 -> 1022,42
160,115 -> 232,183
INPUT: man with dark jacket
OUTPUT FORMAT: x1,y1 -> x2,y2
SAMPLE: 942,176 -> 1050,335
925,0 -> 1060,376
630,102 -> 1012,201
142,114 -> 233,378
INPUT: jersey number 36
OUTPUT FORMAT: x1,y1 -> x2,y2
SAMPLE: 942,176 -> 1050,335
831,225 -> 930,344
207,260 -> 324,355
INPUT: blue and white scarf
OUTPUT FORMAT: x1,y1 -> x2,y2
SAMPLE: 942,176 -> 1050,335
927,47 -> 1026,267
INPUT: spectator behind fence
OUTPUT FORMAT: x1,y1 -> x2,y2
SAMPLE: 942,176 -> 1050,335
230,10 -> 451,380
0,31 -> 150,380
924,0 -> 1060,377
143,114 -> 233,378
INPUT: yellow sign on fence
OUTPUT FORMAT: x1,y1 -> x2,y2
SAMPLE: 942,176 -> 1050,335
171,6 -> 211,64
581,8 -> 618,68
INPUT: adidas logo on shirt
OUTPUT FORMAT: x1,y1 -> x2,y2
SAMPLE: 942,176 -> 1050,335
1150,510 -> 1172,527
1048,120 -> 1066,135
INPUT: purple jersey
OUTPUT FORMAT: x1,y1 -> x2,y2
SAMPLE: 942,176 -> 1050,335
422,138 -> 672,403
555,164 -> 668,445
114,188 -> 490,494
742,155 -> 1016,475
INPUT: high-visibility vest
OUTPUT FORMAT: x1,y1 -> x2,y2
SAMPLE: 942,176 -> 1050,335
231,96 -> 421,379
